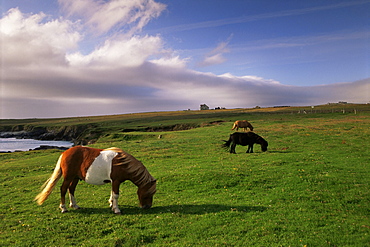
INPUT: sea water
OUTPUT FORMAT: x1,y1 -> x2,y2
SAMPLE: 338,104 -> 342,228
0,138 -> 73,152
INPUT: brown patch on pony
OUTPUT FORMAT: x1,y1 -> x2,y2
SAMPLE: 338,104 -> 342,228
62,146 -> 103,180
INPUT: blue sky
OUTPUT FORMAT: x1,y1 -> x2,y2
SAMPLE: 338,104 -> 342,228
1,0 -> 369,118
145,0 -> 369,85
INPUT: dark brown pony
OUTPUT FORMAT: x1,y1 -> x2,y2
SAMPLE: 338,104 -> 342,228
35,146 -> 156,214
223,132 -> 268,154
231,120 -> 254,131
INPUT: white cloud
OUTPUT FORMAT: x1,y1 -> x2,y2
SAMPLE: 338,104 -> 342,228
198,36 -> 232,67
66,35 -> 164,68
199,53 -> 226,67
0,5 -> 369,119
0,8 -> 81,68
58,0 -> 166,35
150,55 -> 188,68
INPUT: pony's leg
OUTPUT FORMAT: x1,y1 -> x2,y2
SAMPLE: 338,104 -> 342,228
246,144 -> 254,153
110,180 -> 121,214
230,143 -> 237,154
68,178 -> 80,209
110,193 -> 121,214
108,191 -> 114,207
60,179 -> 72,213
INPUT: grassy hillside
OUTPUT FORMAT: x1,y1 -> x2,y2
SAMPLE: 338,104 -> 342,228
1,106 -> 369,246
1,104 -> 369,143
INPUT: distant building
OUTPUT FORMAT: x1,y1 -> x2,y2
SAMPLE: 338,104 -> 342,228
200,104 -> 209,110
328,101 -> 348,105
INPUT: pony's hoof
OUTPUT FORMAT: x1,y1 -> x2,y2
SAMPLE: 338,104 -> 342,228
114,212 -> 122,215
70,205 -> 81,210
61,210 -> 68,213
60,204 -> 68,213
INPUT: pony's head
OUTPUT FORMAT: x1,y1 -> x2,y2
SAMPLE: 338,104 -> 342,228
137,179 -> 157,209
259,138 -> 268,152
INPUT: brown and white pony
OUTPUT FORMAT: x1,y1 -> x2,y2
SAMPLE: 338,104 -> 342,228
35,146 -> 156,214
231,120 -> 254,132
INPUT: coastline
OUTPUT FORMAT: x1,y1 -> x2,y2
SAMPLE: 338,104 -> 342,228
0,137 -> 73,153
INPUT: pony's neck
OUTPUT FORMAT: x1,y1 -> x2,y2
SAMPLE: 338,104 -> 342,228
256,137 -> 264,144
129,164 -> 154,188
111,148 -> 154,188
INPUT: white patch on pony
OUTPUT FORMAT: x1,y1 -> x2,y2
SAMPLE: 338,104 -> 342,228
69,194 -> 80,209
85,150 -> 117,185
110,192 -> 121,214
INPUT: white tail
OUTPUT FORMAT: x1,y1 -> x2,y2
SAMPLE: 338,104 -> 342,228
34,154 -> 63,205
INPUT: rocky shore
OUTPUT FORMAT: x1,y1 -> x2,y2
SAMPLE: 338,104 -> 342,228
0,145 -> 71,153
0,124 -> 95,145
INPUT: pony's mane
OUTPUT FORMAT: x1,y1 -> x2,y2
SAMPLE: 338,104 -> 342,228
104,147 -> 155,191
104,147 -> 132,166
256,136 -> 268,145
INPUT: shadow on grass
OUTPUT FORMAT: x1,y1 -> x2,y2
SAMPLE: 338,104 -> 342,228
71,204 -> 267,215
268,150 -> 292,153
223,149 -> 292,154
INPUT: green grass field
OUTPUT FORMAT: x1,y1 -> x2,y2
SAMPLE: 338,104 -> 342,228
1,107 -> 369,246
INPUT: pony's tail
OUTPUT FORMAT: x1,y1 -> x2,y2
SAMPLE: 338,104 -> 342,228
222,135 -> 232,149
34,154 -> 63,205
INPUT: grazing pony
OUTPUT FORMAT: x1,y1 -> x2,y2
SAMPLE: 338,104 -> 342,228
35,146 -> 156,214
231,120 -> 254,131
223,132 -> 268,154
